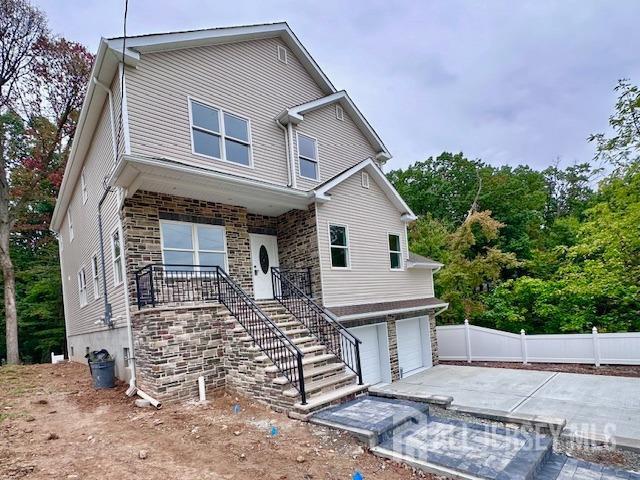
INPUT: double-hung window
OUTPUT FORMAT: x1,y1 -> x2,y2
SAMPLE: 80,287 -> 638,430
189,99 -> 251,166
78,268 -> 87,307
329,224 -> 349,269
81,168 -> 88,204
160,221 -> 227,272
388,233 -> 403,270
92,254 -> 101,299
297,133 -> 319,180
111,231 -> 123,285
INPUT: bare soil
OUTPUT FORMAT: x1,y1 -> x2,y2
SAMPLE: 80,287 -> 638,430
441,360 -> 640,377
0,363 -> 442,480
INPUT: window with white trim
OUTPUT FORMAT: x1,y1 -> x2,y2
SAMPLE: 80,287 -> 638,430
189,99 -> 251,166
329,224 -> 349,268
111,231 -> 123,285
81,168 -> 88,204
160,221 -> 227,272
77,268 -> 87,307
388,233 -> 402,270
91,254 -> 101,300
67,210 -> 74,241
335,104 -> 344,121
297,133 -> 318,180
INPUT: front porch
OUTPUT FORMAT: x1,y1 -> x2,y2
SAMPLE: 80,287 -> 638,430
122,189 -> 323,308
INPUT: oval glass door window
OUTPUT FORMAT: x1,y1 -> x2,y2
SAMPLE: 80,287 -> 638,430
259,245 -> 269,274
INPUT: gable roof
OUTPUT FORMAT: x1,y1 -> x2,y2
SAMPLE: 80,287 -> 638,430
108,22 -> 336,95
314,158 -> 416,221
276,91 -> 391,162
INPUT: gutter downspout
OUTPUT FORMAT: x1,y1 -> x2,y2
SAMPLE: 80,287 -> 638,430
286,122 -> 297,189
276,119 -> 293,188
94,65 -> 161,408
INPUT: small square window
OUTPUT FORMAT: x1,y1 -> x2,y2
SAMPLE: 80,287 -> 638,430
277,45 -> 288,64
361,171 -> 370,188
336,104 -> 344,121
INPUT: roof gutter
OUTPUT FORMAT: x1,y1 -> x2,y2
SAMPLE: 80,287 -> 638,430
51,39 -> 111,233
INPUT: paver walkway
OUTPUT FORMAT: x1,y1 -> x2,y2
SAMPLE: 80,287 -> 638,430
311,396 -> 640,480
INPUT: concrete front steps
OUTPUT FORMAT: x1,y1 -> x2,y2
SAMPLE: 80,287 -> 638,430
255,300 -> 368,416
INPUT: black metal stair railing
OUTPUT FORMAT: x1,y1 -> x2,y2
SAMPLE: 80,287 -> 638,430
135,264 -> 307,404
271,267 -> 363,385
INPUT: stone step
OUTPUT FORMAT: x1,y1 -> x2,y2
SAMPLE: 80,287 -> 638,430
254,344 -> 326,363
283,371 -> 357,398
275,320 -> 301,328
272,362 -> 347,386
264,353 -> 338,373
292,383 -> 369,415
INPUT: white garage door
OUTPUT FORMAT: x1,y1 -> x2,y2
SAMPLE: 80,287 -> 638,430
349,325 -> 383,385
396,317 -> 431,378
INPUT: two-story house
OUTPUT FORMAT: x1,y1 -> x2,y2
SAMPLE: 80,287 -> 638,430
51,23 -> 447,415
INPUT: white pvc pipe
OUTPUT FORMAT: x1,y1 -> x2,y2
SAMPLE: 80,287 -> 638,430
198,376 -> 206,402
137,388 -> 162,409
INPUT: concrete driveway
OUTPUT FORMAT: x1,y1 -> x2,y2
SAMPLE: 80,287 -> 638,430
370,365 -> 640,446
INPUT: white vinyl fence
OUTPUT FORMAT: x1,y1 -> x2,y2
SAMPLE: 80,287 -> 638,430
437,321 -> 640,366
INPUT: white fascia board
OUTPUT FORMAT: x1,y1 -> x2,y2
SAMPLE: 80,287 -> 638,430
51,38 -> 113,232
109,23 -> 336,95
280,91 -> 391,160
314,158 -> 416,219
110,154 -> 314,201
337,303 -> 450,321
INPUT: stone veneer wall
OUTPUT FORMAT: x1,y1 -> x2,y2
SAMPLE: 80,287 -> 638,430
276,205 -> 323,302
131,304 -> 229,402
132,303 -> 298,408
343,309 -> 439,382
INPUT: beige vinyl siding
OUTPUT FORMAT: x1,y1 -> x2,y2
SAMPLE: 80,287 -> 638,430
316,171 -> 434,307
125,38 -> 326,186
59,73 -> 127,336
294,104 -> 377,190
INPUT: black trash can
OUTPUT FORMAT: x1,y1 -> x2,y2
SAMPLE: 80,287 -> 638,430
86,349 -> 116,389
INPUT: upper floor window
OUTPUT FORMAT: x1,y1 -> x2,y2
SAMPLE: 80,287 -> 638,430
277,45 -> 288,64
92,254 -> 101,300
335,104 -> 344,121
78,268 -> 87,307
67,210 -> 74,241
111,230 -> 123,286
297,133 -> 318,180
388,233 -> 402,270
189,99 -> 251,167
361,171 -> 370,189
329,224 -> 349,269
160,220 -> 227,272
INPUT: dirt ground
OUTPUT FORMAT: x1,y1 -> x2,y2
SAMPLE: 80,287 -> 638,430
0,363 -> 442,480
440,360 -> 640,377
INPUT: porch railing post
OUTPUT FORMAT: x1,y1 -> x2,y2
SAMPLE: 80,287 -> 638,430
297,353 -> 307,405
149,266 -> 156,308
355,340 -> 363,385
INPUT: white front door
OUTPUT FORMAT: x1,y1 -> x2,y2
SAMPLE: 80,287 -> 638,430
396,316 -> 433,378
249,234 -> 280,300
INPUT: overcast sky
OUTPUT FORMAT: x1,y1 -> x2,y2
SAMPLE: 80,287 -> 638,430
36,0 -> 640,172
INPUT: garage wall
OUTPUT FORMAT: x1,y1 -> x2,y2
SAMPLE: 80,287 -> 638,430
345,310 -> 439,384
